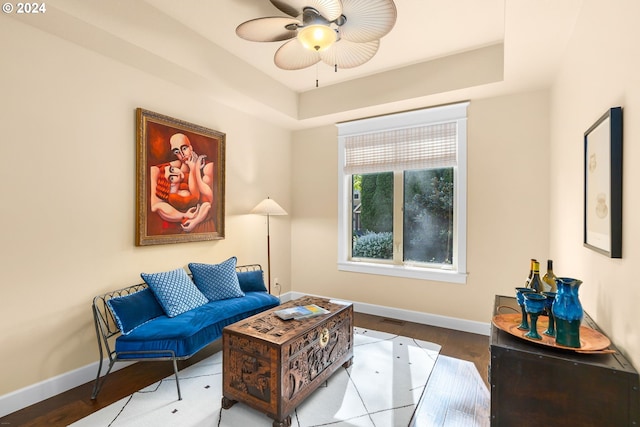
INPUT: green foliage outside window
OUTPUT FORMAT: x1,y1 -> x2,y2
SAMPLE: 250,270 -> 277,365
353,173 -> 394,260
352,169 -> 453,264
360,173 -> 393,233
352,231 -> 393,259
404,169 -> 453,264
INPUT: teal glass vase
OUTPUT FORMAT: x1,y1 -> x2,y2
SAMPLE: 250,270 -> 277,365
515,287 -> 535,330
542,291 -> 557,337
523,293 -> 547,340
552,277 -> 583,348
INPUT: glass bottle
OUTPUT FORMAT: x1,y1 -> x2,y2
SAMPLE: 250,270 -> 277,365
542,259 -> 558,292
524,258 -> 536,287
528,260 -> 543,293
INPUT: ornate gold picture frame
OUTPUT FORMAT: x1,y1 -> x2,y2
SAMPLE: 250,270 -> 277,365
136,108 -> 225,246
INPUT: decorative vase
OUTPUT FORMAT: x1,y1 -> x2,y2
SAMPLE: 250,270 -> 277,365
542,291 -> 557,337
523,293 -> 547,340
515,287 -> 535,330
552,277 -> 583,348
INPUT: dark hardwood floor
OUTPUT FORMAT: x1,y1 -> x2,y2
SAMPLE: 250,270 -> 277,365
0,312 -> 490,427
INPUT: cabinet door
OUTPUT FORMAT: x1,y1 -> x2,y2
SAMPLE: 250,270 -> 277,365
490,345 -> 637,426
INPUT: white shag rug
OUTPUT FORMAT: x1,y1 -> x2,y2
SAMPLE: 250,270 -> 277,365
70,328 -> 441,427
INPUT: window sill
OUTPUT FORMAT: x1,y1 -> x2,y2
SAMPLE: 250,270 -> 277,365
337,261 -> 467,284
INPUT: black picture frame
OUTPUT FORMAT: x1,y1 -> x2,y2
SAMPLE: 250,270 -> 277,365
583,106 -> 622,258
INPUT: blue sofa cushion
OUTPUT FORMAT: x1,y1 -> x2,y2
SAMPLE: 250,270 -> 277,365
107,288 -> 164,335
188,257 -> 245,301
115,292 -> 280,359
141,268 -> 208,318
237,270 -> 268,293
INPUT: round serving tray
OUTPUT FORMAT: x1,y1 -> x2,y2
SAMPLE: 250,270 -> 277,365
492,313 -> 612,353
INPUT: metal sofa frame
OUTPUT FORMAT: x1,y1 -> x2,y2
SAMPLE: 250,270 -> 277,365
90,264 -> 264,401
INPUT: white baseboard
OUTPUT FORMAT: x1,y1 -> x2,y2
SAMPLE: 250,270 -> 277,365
288,291 -> 491,336
0,292 -> 488,418
0,359 -> 133,418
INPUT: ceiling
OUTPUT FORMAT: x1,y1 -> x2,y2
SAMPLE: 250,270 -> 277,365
12,0 -> 584,128
145,0 -> 506,93
142,0 -> 583,93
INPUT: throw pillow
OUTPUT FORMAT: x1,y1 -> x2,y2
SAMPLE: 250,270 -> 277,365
107,288 -> 165,334
188,257 -> 245,301
237,270 -> 268,293
141,268 -> 208,318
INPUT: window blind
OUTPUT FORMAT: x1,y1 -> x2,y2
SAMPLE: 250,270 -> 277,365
344,121 -> 457,174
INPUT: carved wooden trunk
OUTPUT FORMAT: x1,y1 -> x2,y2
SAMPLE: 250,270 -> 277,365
222,296 -> 354,427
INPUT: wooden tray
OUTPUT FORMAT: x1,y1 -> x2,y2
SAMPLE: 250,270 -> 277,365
492,313 -> 612,354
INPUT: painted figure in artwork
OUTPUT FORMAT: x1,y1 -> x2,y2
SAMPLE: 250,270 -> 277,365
149,133 -> 216,233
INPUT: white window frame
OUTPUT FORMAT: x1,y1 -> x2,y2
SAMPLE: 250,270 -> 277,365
337,102 -> 469,284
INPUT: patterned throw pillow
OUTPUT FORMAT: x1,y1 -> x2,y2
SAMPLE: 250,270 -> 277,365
188,257 -> 245,301
141,268 -> 208,318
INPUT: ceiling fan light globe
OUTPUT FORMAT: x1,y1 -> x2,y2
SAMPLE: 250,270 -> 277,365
297,25 -> 336,51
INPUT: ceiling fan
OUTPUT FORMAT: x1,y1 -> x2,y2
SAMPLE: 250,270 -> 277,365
236,0 -> 397,71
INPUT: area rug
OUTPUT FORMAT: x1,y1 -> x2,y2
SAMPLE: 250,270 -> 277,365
70,328 -> 441,427
413,355 -> 490,427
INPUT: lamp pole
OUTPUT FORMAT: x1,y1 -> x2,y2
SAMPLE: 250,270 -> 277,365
266,212 -> 272,293
251,197 -> 287,294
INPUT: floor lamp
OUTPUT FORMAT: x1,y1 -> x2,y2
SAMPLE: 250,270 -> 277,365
251,197 -> 287,293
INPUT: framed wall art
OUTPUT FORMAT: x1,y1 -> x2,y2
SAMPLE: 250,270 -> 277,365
583,106 -> 622,258
136,108 -> 225,246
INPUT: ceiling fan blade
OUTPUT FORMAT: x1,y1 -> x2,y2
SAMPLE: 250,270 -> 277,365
274,38 -> 321,70
236,17 -> 300,42
338,0 -> 397,43
319,39 -> 379,69
270,0 -> 343,22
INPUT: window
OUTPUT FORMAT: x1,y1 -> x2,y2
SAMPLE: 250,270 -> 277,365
337,102 -> 468,283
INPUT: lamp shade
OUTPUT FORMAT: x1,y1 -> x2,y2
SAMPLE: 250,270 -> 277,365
297,24 -> 337,51
251,198 -> 288,216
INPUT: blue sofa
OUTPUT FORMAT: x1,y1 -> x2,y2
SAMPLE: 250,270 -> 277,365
90,260 -> 280,400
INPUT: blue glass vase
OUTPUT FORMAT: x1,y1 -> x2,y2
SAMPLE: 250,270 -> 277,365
515,287 -> 535,330
542,291 -> 557,337
523,293 -> 547,340
552,277 -> 583,348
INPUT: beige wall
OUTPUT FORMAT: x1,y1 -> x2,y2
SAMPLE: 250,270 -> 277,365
3,0 -> 640,405
0,18 -> 291,396
549,0 -> 640,370
291,90 -> 550,323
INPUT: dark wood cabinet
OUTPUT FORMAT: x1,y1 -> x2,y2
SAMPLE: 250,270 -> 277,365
490,295 -> 639,426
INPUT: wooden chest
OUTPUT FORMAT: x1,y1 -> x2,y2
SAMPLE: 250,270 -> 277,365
222,296 -> 354,427
490,295 -> 639,426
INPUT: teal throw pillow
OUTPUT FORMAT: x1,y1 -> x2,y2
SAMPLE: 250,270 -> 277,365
141,268 -> 208,318
237,270 -> 268,293
188,257 -> 245,301
107,288 -> 164,334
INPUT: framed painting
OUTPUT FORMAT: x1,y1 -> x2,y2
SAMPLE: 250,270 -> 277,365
583,106 -> 622,258
136,108 -> 225,246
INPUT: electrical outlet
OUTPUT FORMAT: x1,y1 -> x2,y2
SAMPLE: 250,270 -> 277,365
274,277 -> 279,285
